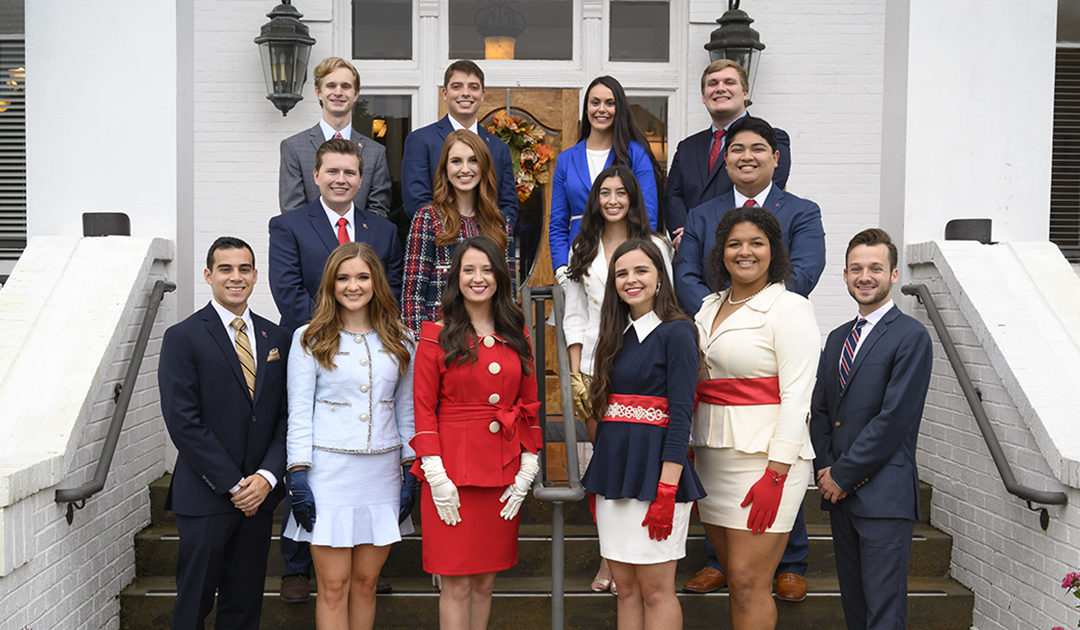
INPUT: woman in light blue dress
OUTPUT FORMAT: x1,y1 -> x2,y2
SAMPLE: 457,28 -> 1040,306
282,242 -> 416,630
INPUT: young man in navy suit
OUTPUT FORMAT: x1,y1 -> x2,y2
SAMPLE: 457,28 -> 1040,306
675,114 -> 823,599
810,228 -> 933,630
400,59 -> 518,228
663,60 -> 791,246
159,237 -> 290,630
278,56 -> 392,217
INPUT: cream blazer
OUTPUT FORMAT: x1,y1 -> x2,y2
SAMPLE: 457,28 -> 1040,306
692,283 -> 819,464
563,235 -> 673,375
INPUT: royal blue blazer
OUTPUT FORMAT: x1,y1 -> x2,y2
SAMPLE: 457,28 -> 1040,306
548,140 -> 659,270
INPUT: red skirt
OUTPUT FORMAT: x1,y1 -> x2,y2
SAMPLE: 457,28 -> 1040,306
420,483 -> 520,575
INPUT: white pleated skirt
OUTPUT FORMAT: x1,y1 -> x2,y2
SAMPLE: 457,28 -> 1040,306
283,448 -> 414,547
694,447 -> 811,532
595,496 -> 692,564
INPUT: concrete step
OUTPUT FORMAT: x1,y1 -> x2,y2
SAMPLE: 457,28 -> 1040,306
135,522 -> 954,580
119,574 -> 974,630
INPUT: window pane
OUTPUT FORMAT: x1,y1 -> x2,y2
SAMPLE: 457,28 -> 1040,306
352,0 -> 411,60
627,95 -> 668,170
449,0 -> 571,61
353,95 -> 411,238
610,1 -> 669,63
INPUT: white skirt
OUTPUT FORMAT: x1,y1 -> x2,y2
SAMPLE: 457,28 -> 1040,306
695,447 -> 811,532
283,447 -> 414,547
595,496 -> 692,564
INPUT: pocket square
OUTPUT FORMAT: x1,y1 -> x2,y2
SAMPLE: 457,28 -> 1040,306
267,348 -> 281,362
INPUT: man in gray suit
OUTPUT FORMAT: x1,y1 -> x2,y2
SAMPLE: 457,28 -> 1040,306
278,56 -> 392,217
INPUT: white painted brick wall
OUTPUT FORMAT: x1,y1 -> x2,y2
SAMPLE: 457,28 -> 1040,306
0,239 -> 174,630
907,243 -> 1080,630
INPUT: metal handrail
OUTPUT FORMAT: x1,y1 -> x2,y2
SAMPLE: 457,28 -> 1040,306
55,279 -> 176,523
521,285 -> 586,630
902,283 -> 1066,528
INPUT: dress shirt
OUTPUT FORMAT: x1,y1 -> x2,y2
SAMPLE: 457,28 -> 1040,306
318,119 -> 354,141
320,197 -> 355,242
208,299 -> 278,492
734,182 -> 773,209
448,116 -> 479,135
849,300 -> 895,360
623,310 -> 662,341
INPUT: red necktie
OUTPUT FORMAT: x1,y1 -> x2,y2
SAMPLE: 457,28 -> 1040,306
333,132 -> 343,139
708,129 -> 725,173
336,217 -> 349,245
743,199 -> 757,207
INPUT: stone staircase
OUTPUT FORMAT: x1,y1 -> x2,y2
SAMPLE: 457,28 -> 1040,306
120,462 -> 973,628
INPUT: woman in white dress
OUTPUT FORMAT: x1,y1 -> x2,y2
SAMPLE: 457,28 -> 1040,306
562,164 -> 672,593
283,242 -> 416,630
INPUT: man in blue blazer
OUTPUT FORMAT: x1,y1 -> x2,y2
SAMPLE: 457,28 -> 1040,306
675,115 -> 824,600
400,59 -> 518,228
159,237 -> 290,630
270,137 -> 403,334
810,228 -> 933,630
278,57 -> 391,217
663,60 -> 791,239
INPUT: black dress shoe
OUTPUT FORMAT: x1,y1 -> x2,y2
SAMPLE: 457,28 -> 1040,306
280,574 -> 311,603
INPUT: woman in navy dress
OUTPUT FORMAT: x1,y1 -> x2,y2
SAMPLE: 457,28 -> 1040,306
549,76 -> 664,283
581,238 -> 705,628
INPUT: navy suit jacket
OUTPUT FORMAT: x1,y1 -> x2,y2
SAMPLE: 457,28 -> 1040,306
673,186 -> 825,313
268,199 -> 403,332
158,303 -> 289,517
401,115 -> 518,228
663,125 -> 791,233
278,123 -> 392,217
809,306 -> 933,520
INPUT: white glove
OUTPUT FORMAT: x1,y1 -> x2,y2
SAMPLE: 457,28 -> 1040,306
554,265 -> 569,287
420,455 -> 461,526
499,451 -> 540,520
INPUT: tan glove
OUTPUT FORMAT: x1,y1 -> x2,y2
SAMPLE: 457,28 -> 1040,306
569,372 -> 592,421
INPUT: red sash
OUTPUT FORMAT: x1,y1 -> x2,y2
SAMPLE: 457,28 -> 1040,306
601,394 -> 670,427
696,377 -> 781,406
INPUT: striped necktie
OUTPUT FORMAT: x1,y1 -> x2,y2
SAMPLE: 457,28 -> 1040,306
838,318 -> 867,394
231,317 -> 256,399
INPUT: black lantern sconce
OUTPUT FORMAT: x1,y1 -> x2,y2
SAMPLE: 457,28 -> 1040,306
475,0 -> 526,60
704,0 -> 765,97
254,0 -> 316,116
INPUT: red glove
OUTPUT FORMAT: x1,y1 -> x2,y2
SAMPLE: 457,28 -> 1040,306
740,468 -> 787,534
641,481 -> 679,541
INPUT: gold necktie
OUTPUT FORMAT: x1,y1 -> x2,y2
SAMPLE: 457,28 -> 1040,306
231,317 -> 256,399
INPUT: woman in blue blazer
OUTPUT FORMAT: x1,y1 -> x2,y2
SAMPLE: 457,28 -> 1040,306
549,76 -> 663,280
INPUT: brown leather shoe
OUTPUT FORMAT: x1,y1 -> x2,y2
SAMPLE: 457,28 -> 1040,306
280,574 -> 310,603
682,566 -> 727,593
775,572 -> 807,602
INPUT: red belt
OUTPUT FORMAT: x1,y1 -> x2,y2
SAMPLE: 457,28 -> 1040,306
602,394 -> 669,427
696,377 -> 781,406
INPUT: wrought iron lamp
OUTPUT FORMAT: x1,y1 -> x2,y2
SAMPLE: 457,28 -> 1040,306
475,0 -> 525,60
254,0 -> 316,116
704,0 -> 765,96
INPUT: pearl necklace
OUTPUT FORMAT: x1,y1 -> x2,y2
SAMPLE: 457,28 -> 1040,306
727,283 -> 772,306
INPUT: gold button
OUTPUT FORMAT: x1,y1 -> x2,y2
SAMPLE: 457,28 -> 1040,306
488,362 -> 501,375
360,384 -> 368,393
834,421 -> 841,427
592,297 -> 598,304
483,335 -> 495,348
360,358 -> 368,366
489,421 -> 500,434
488,393 -> 501,404
360,413 -> 369,421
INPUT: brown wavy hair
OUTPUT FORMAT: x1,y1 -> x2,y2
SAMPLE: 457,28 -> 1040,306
438,236 -> 532,374
430,130 -> 508,252
301,242 -> 413,372
587,239 -> 692,422
567,165 -> 655,282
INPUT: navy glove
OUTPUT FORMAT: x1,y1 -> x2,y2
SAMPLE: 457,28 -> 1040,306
286,469 -> 316,532
399,463 -> 418,524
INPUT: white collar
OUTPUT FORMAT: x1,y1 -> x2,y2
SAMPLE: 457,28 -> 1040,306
319,119 -> 354,142
320,196 -> 355,228
623,310 -> 663,341
209,299 -> 252,332
857,299 -> 895,326
447,115 -> 479,135
734,181 -> 773,208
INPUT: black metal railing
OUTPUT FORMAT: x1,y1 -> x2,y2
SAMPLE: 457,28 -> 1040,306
55,279 -> 176,524
902,283 -> 1067,529
521,285 -> 586,630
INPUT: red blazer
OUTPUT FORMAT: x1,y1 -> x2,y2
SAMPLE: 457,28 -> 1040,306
410,321 -> 541,487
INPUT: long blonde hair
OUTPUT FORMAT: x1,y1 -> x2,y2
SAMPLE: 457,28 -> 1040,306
302,242 -> 412,372
430,130 -> 508,251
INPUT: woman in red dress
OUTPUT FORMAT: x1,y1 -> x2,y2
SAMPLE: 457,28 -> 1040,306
410,235 -> 542,629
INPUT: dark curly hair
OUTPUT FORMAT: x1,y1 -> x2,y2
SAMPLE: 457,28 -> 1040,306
705,206 -> 792,291
567,165 -> 654,282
